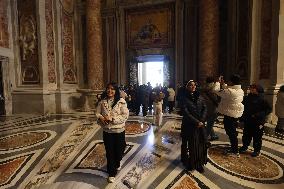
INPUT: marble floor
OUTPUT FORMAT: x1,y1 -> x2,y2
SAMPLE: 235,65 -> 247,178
0,112 -> 283,189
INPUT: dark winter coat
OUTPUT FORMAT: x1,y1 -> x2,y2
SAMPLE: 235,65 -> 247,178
181,91 -> 207,137
241,93 -> 272,125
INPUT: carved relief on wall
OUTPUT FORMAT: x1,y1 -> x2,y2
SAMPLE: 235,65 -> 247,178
61,0 -> 77,84
0,0 -> 9,48
45,0 -> 56,83
19,16 -> 36,61
18,0 -> 40,84
129,60 -> 138,86
125,3 -> 174,49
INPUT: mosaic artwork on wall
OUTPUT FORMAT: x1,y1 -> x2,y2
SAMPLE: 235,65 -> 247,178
0,0 -> 9,48
125,3 -> 174,49
61,0 -> 77,84
17,0 -> 40,84
45,0 -> 56,83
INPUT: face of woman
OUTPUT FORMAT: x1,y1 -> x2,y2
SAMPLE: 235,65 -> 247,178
187,82 -> 196,92
106,85 -> 116,98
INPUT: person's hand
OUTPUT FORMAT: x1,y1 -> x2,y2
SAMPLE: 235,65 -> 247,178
197,122 -> 204,128
104,115 -> 112,124
98,117 -> 109,125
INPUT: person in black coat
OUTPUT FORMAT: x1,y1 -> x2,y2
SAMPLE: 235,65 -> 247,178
180,80 -> 208,173
239,84 -> 272,157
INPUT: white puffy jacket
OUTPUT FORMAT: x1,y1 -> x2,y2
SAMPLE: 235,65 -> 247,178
213,82 -> 244,118
96,98 -> 129,133
275,92 -> 284,118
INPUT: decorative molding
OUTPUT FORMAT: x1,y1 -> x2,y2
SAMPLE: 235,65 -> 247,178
61,0 -> 77,84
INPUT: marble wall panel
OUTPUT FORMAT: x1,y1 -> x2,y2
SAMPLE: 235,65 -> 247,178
45,0 -> 56,83
259,0 -> 272,79
0,0 -> 9,48
61,0 -> 77,83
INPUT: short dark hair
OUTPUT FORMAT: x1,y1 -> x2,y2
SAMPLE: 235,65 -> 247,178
230,74 -> 241,85
250,84 -> 264,93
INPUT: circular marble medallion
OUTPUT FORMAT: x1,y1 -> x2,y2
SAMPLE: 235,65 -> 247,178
0,130 -> 56,153
208,144 -> 282,181
125,121 -> 151,135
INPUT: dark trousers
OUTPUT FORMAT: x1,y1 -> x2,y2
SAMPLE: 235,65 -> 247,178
242,120 -> 264,152
206,113 -> 217,137
223,115 -> 239,153
168,101 -> 175,113
103,131 -> 126,177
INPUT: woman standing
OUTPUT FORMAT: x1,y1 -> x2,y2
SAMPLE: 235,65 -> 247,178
181,80 -> 208,173
96,82 -> 129,183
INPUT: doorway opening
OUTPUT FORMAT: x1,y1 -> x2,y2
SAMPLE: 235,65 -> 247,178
138,61 -> 164,87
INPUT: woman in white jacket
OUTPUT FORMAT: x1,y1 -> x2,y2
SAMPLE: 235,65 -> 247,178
275,85 -> 284,133
96,82 -> 129,183
213,74 -> 244,157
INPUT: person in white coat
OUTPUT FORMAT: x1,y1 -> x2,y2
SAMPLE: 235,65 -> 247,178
213,74 -> 244,157
167,85 -> 176,114
96,82 -> 129,183
275,85 -> 284,133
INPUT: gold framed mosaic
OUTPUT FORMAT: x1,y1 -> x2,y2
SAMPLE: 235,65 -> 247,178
125,3 -> 174,49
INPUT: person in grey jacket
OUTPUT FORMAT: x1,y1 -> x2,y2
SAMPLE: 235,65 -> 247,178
213,74 -> 244,157
96,82 -> 129,183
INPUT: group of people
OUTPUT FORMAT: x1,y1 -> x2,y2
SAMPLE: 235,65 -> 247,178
122,83 -> 176,116
180,74 -> 272,173
95,75 -> 282,182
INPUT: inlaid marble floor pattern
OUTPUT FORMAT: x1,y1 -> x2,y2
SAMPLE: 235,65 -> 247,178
0,113 -> 283,189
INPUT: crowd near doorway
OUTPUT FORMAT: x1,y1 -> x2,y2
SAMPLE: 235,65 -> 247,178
138,61 -> 164,87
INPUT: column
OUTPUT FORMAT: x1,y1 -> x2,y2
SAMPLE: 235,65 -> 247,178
86,0 -> 104,90
198,0 -> 219,82
250,0 -> 262,83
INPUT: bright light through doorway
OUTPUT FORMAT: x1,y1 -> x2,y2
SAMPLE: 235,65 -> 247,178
138,61 -> 164,87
